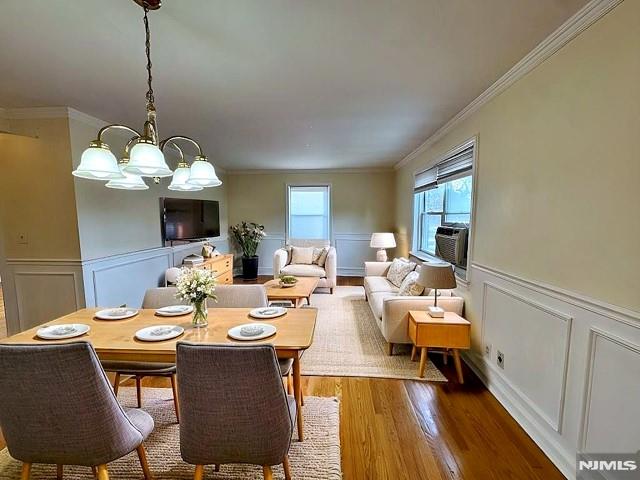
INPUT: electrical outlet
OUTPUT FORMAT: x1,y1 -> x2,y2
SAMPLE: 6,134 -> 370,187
16,233 -> 28,245
485,343 -> 492,356
497,350 -> 505,369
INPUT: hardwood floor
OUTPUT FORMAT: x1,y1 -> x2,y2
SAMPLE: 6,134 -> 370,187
0,278 -> 563,479
104,360 -> 562,479
235,275 -> 364,287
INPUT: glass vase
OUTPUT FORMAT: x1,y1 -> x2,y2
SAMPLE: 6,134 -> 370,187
192,299 -> 208,328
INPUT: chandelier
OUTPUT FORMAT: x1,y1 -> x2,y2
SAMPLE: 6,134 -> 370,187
72,0 -> 221,191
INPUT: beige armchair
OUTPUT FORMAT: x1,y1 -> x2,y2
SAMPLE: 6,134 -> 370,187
364,261 -> 464,353
273,239 -> 337,293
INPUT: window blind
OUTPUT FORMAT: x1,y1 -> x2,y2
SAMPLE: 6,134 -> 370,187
414,145 -> 473,191
437,146 -> 474,181
414,167 -> 437,193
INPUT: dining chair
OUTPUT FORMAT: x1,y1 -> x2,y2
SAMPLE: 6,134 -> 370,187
101,287 -> 185,422
177,342 -> 295,480
0,342 -> 154,480
209,284 -> 298,397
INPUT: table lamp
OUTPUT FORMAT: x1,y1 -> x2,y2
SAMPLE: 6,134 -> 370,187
417,262 -> 457,317
370,233 -> 396,262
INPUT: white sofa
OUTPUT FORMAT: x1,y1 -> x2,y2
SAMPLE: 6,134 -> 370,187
273,239 -> 337,293
364,261 -> 464,354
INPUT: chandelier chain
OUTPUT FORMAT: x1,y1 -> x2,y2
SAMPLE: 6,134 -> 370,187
143,6 -> 155,108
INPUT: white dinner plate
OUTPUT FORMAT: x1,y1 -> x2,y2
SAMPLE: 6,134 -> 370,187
228,323 -> 277,341
95,308 -> 139,320
135,325 -> 185,342
155,305 -> 193,317
36,323 -> 90,340
248,307 -> 287,319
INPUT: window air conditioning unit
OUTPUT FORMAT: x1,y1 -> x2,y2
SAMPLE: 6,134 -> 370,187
435,226 -> 468,266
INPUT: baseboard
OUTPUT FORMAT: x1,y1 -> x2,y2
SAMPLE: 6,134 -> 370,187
462,351 -> 575,479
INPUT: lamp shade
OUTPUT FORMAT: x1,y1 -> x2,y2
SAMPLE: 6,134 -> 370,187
187,157 -> 222,187
370,232 -> 396,249
124,141 -> 173,177
168,164 -> 203,191
416,262 -> 457,289
105,162 -> 149,190
72,143 -> 124,180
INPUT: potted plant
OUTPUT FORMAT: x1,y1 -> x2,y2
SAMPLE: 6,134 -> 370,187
230,221 -> 266,280
279,274 -> 298,288
175,267 -> 217,327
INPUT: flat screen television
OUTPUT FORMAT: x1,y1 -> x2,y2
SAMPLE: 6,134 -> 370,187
160,198 -> 220,241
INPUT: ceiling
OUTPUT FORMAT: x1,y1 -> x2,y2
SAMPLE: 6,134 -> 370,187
0,0 -> 587,170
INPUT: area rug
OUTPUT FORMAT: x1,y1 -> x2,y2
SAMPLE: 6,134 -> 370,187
0,388 -> 341,480
302,286 -> 447,382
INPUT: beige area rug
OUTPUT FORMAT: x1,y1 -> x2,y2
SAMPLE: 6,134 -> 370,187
0,388 -> 341,480
302,286 -> 447,382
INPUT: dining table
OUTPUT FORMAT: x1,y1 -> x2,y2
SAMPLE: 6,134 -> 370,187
1,306 -> 317,441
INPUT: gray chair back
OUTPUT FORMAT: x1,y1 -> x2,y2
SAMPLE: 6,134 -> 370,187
209,285 -> 268,308
0,342 -> 147,466
142,287 -> 186,309
176,343 -> 294,466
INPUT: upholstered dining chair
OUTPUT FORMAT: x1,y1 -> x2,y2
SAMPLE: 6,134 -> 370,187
102,286 -> 186,422
177,343 -> 295,480
209,284 -> 299,396
0,342 -> 154,480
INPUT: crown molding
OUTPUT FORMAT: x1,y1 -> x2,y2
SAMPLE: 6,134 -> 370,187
226,166 -> 394,175
0,106 -> 111,128
66,107 -> 110,129
394,0 -> 623,170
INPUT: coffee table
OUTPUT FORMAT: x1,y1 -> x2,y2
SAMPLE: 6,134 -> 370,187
264,277 -> 319,308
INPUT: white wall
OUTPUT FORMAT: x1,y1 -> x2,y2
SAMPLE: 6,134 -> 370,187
227,170 -> 396,276
396,2 -> 639,478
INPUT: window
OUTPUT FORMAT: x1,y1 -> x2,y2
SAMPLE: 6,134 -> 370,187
286,185 -> 331,240
413,142 -> 474,275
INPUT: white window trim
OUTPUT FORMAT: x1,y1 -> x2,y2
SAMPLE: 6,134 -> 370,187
285,183 -> 333,243
411,136 -> 478,283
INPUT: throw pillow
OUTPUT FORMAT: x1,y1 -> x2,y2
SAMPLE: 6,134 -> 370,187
284,245 -> 293,265
398,271 -> 424,296
291,246 -> 314,265
386,258 -> 416,287
312,247 -> 329,266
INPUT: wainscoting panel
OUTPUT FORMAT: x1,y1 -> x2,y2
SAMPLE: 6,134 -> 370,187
82,238 -> 230,308
579,328 -> 640,453
334,233 -> 375,276
464,263 -> 640,479
4,259 -> 84,334
256,234 -> 285,276
482,283 -> 572,432
83,249 -> 173,308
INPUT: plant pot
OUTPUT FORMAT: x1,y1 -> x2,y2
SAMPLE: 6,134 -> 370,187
242,255 -> 259,280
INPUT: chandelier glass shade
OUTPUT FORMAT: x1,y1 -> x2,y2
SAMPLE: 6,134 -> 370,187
105,161 -> 149,190
187,157 -> 222,187
72,143 -> 124,180
124,141 -> 172,177
71,1 -> 221,191
168,163 -> 203,191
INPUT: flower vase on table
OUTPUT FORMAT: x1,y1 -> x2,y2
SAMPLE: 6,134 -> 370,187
175,267 -> 217,328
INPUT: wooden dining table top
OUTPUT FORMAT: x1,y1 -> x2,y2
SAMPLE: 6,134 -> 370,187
1,307 -> 318,362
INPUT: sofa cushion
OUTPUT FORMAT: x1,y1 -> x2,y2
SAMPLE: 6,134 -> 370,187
312,247 -> 329,266
386,258 -> 416,287
291,246 -> 314,264
364,276 -> 399,294
369,292 -> 397,320
398,271 -> 424,296
281,264 -> 326,278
